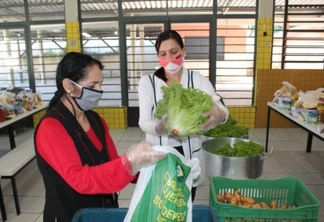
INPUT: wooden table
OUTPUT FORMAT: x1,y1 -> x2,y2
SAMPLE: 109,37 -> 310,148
265,102 -> 324,153
0,103 -> 47,150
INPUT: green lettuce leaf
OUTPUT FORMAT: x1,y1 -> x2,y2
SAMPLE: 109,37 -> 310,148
155,82 -> 213,137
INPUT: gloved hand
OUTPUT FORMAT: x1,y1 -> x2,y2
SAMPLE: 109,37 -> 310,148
200,102 -> 226,132
190,158 -> 201,180
155,115 -> 168,135
122,142 -> 167,175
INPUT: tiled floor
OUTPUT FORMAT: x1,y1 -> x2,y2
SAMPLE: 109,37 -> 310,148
0,127 -> 323,221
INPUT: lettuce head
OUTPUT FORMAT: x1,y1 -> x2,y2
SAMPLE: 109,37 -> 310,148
155,82 -> 213,137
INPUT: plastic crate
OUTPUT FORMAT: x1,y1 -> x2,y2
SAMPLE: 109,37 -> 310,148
72,205 -> 219,222
210,177 -> 320,222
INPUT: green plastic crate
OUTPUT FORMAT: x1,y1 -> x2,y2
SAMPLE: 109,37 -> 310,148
210,177 -> 320,222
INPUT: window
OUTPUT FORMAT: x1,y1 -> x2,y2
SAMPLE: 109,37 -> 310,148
185,36 -> 224,60
273,1 -> 324,69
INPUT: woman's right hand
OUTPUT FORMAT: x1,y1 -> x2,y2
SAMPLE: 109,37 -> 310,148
155,115 -> 168,135
122,142 -> 167,175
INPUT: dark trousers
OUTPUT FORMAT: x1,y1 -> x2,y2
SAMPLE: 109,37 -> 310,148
174,146 -> 197,202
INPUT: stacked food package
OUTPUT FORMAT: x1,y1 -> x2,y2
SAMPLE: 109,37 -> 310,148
273,81 -> 324,124
0,89 -> 43,121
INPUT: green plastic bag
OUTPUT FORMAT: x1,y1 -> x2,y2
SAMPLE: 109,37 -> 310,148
124,146 -> 194,222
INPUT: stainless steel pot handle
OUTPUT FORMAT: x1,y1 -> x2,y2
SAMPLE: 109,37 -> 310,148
261,146 -> 274,160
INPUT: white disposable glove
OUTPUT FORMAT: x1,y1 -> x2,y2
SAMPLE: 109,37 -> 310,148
121,141 -> 167,175
155,115 -> 168,135
200,96 -> 227,132
190,158 -> 201,180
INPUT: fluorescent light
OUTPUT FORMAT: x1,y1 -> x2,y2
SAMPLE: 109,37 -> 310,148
82,32 -> 92,38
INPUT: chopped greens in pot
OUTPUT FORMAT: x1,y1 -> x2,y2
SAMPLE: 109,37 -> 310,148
213,140 -> 264,157
204,115 -> 249,138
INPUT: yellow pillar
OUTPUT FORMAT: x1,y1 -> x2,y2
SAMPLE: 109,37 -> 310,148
231,0 -> 274,129
64,0 -> 81,52
256,0 -> 274,70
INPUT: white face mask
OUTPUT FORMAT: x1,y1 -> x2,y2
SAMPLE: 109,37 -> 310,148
163,62 -> 183,75
159,54 -> 184,75
70,81 -> 103,111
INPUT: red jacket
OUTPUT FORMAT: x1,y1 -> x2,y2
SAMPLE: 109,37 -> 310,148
35,117 -> 135,194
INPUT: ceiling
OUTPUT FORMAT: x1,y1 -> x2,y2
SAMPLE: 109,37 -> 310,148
0,0 -> 323,22
0,0 -> 323,39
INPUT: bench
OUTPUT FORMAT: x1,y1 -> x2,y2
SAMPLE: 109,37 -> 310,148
0,136 -> 36,221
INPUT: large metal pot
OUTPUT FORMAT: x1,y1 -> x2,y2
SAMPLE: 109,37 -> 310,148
202,137 -> 273,179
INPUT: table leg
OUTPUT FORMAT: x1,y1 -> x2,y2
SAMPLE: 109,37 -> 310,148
0,183 -> 7,221
265,106 -> 271,152
8,125 -> 16,150
306,133 -> 313,153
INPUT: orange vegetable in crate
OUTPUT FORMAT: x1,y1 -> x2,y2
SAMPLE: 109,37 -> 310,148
259,202 -> 270,209
251,203 -> 262,209
269,200 -> 277,209
216,194 -> 225,203
242,203 -> 251,208
224,191 -> 233,202
233,189 -> 240,196
230,196 -> 239,205
280,204 -> 287,209
241,197 -> 255,205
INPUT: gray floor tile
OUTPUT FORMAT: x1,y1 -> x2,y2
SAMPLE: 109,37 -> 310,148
0,149 -> 9,158
308,162 -> 324,173
16,171 -> 43,184
263,158 -> 288,174
265,141 -> 290,152
35,214 -> 43,222
283,140 -> 308,151
288,128 -> 308,141
116,141 -> 138,149
200,178 -> 210,186
257,174 -> 266,179
294,151 -> 324,163
0,212 -> 41,222
118,199 -> 131,208
18,182 -> 45,197
318,198 -> 324,210
307,184 -> 324,199
313,137 -> 324,146
318,209 -> 324,222
311,146 -> 324,152
273,152 -> 301,163
263,173 -> 291,179
195,185 -> 209,200
193,199 -> 209,205
118,184 -> 136,199
270,128 -> 298,141
5,196 -> 45,214
289,172 -> 324,185
281,162 -> 314,173
120,134 -> 142,142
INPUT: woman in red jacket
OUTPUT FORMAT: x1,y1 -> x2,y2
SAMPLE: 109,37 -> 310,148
34,52 -> 166,222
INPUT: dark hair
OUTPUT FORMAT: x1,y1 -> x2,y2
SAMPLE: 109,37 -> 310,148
48,52 -> 104,109
154,30 -> 184,81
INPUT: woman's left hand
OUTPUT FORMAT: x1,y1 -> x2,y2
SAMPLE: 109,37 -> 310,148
200,103 -> 225,132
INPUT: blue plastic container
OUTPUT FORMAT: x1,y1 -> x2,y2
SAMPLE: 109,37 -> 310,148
72,205 -> 219,222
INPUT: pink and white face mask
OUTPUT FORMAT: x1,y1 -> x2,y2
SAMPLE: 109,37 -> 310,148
159,54 -> 184,75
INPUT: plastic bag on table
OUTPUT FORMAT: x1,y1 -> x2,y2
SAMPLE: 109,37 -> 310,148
295,89 -> 322,109
124,146 -> 194,222
272,81 -> 297,104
